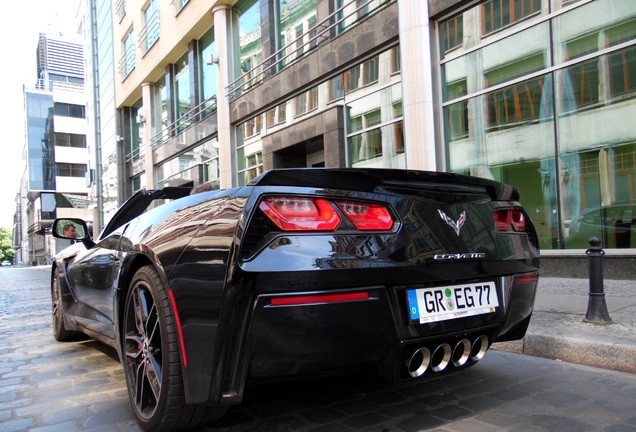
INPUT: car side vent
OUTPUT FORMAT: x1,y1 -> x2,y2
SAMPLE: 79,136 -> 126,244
241,210 -> 277,259
222,295 -> 252,394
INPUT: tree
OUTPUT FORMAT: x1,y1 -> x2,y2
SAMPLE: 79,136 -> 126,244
0,228 -> 15,262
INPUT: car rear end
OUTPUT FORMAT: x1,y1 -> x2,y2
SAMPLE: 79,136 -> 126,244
222,168 -> 539,399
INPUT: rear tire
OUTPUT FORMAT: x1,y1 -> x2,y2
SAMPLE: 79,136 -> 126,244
51,269 -> 84,341
122,265 -> 226,431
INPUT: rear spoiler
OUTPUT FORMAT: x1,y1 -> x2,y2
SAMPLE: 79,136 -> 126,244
250,168 -> 519,202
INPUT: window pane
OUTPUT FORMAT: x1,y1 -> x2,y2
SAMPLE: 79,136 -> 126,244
70,134 -> 87,148
348,122 -> 404,168
152,76 -> 168,143
440,0 -> 636,250
328,74 -> 344,101
124,30 -> 135,75
608,47 -> 636,99
486,75 -> 549,131
55,133 -> 71,147
174,53 -> 191,131
440,14 -> 463,55
238,0 -> 263,93
553,1 -> 636,65
482,0 -> 540,36
144,0 -> 159,50
199,28 -> 217,118
278,0 -> 317,69
55,133 -> 86,147
336,0 -> 387,34
236,139 -> 263,186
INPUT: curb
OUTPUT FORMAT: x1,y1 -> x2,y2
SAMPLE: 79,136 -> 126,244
493,333 -> 636,374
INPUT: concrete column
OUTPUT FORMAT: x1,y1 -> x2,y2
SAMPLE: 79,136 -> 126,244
141,82 -> 155,189
213,5 -> 234,188
398,0 -> 437,171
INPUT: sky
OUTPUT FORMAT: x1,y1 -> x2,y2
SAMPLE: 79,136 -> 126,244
0,0 -> 82,229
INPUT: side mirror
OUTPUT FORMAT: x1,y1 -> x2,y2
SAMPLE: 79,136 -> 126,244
52,218 -> 89,240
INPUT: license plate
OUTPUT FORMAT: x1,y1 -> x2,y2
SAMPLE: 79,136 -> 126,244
406,282 -> 499,324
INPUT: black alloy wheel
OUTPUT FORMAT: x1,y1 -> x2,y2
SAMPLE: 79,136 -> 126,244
51,269 -> 83,341
122,265 -> 226,431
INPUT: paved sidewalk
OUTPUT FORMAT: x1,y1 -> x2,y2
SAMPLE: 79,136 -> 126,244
493,277 -> 636,374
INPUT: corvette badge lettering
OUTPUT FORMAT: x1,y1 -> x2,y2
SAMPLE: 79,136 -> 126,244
434,253 -> 486,260
438,209 -> 466,236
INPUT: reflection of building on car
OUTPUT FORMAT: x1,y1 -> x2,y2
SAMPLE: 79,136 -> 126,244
564,204 -> 635,249
49,168 -> 540,432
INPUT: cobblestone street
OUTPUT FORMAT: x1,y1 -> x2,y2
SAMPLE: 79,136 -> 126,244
1,266 -> 635,432
0,267 -> 135,431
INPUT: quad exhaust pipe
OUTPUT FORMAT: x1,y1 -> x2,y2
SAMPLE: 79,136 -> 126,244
405,335 -> 489,378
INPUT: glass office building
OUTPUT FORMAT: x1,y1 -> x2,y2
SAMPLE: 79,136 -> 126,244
439,0 -> 636,250
105,0 -> 634,252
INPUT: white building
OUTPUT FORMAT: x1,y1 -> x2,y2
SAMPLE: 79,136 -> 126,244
17,33 -> 92,265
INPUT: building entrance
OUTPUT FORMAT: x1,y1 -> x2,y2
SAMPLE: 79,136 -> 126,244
272,136 -> 324,168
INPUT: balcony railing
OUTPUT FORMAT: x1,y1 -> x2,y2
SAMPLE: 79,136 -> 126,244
32,78 -> 84,93
118,42 -> 136,79
125,145 -> 145,164
150,96 -> 217,149
227,0 -> 393,99
136,0 -> 391,156
126,96 -> 217,162
115,0 -> 126,21
138,9 -> 160,54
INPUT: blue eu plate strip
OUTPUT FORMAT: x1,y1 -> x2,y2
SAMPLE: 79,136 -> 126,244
407,290 -> 419,320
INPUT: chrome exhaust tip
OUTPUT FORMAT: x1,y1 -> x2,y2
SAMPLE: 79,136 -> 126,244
406,347 -> 431,378
471,335 -> 489,361
431,343 -> 452,372
452,338 -> 471,367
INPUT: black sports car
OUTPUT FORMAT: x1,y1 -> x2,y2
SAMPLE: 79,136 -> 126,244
50,168 -> 540,431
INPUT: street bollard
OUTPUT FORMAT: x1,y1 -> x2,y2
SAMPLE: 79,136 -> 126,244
583,236 -> 612,324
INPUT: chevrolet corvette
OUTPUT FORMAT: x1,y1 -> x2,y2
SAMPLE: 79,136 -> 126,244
50,168 -> 540,431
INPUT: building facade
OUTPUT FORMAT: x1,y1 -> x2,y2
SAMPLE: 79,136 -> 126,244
437,0 -> 636,251
17,33 -> 92,265
97,0 -> 634,252
85,0 -> 122,233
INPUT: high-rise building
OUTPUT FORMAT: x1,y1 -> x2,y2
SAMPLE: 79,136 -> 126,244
85,0 -> 121,233
17,33 -> 92,265
83,0 -> 634,253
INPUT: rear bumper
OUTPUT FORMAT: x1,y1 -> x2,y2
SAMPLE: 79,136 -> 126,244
219,272 -> 538,403
247,286 -> 397,380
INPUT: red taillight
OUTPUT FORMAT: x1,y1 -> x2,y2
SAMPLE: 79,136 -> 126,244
270,291 -> 369,306
336,201 -> 394,230
494,210 -> 509,231
259,197 -> 341,231
259,197 -> 395,232
494,209 -> 526,232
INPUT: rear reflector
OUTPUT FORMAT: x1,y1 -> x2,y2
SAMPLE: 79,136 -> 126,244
259,197 -> 341,231
270,292 -> 369,306
336,201 -> 394,230
494,209 -> 526,232
516,274 -> 538,284
168,288 -> 188,367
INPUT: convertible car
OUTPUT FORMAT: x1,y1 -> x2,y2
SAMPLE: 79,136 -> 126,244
50,168 -> 539,431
